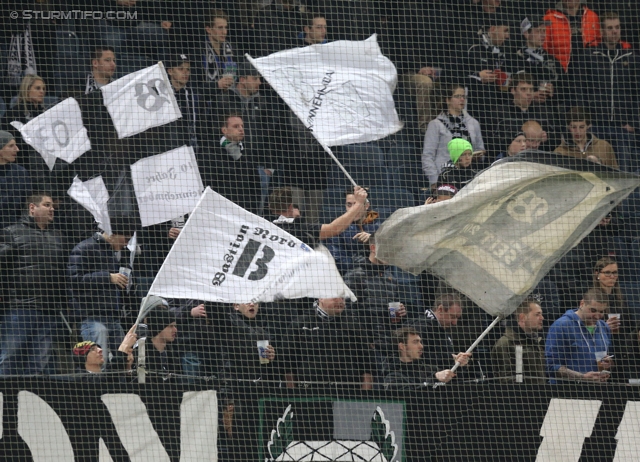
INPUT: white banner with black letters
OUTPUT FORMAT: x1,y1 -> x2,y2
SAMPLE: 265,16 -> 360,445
11,98 -> 91,170
130,145 -> 204,227
248,35 -> 402,146
148,187 -> 355,303
101,62 -> 182,139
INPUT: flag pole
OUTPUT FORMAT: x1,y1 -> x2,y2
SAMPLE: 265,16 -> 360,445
245,54 -> 358,188
451,315 -> 503,373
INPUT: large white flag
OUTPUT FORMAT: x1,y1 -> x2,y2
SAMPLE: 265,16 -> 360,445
67,175 -> 111,234
375,153 -> 640,317
248,35 -> 402,146
130,145 -> 204,227
11,98 -> 91,170
148,187 -> 355,303
101,62 -> 182,139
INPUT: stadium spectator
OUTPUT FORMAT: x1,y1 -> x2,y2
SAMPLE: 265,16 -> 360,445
516,17 -> 564,106
438,139 -> 478,191
325,189 -> 381,273
421,84 -> 485,187
343,234 -> 414,360
216,62 -> 287,215
201,113 -> 261,213
254,0 -> 304,57
0,193 -> 66,375
167,299 -> 217,378
283,297 -> 374,389
543,0 -> 601,72
495,132 -> 527,160
491,299 -> 546,383
383,327 -> 456,389
72,341 -> 105,374
268,185 -> 368,246
522,120 -> 548,150
573,12 -> 639,133
67,219 -> 137,364
545,288 -> 612,383
86,46 -> 116,95
301,12 -> 328,45
131,297 -> 181,380
411,293 -> 473,379
166,53 -> 204,150
554,107 -> 619,168
5,75 -> 59,197
0,131 -> 31,229
5,74 -> 46,123
462,15 -> 512,116
425,184 -> 458,205
220,302 -> 277,459
592,257 -> 631,382
193,9 -> 237,99
491,73 -> 557,150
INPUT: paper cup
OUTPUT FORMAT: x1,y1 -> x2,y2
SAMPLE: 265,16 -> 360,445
257,340 -> 269,364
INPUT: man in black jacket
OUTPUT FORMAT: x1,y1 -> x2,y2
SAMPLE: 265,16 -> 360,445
200,112 -> 262,214
0,193 -> 66,375
283,297 -> 374,389
216,62 -> 287,215
384,327 -> 455,389
67,218 -> 136,364
411,293 -> 472,380
219,302 -> 277,460
166,53 -> 204,152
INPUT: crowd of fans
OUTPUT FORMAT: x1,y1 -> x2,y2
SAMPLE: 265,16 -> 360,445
1,0 -> 640,393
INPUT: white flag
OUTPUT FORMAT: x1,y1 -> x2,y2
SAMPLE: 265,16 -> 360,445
101,62 -> 182,139
148,187 -> 355,303
375,153 -> 640,317
11,98 -> 91,170
67,175 -> 111,234
248,35 -> 402,146
130,145 -> 204,227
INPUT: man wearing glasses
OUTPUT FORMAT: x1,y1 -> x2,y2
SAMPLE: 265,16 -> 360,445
545,289 -> 613,383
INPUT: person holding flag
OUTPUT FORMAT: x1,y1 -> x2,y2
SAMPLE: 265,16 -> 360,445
268,185 -> 368,247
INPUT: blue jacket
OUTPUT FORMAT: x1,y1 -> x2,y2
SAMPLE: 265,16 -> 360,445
325,221 -> 380,274
67,233 -> 122,320
545,309 -> 611,382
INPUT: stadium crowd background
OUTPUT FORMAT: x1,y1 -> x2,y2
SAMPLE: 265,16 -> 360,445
1,0 -> 640,387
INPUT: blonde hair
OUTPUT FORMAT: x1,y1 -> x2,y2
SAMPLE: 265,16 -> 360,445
18,75 -> 45,114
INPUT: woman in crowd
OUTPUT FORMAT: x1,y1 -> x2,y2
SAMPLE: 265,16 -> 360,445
421,84 -> 485,188
592,256 -> 631,382
5,75 -> 47,123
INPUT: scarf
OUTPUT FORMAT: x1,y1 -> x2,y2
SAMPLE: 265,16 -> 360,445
439,112 -> 470,141
205,40 -> 234,82
7,24 -> 37,86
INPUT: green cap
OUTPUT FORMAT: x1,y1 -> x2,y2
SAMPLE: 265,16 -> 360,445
447,138 -> 473,164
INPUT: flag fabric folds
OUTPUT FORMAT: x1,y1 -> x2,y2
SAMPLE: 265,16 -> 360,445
248,35 -> 402,146
11,98 -> 91,170
100,62 -> 182,139
130,146 -> 204,227
148,187 -> 356,303
375,153 -> 640,318
67,175 -> 111,234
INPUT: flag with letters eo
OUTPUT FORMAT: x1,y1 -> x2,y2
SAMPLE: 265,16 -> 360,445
248,35 -> 402,146
148,187 -> 356,303
10,97 -> 91,170
375,153 -> 640,318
